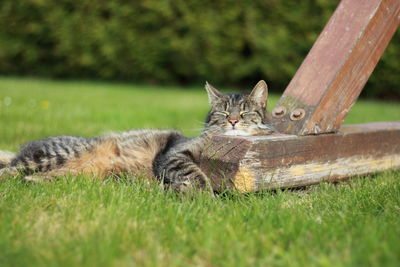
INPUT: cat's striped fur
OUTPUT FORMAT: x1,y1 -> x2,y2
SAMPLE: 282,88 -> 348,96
0,151 -> 15,168
0,81 -> 274,192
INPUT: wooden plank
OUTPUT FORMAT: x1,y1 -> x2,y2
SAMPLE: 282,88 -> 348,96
200,122 -> 400,192
272,0 -> 400,135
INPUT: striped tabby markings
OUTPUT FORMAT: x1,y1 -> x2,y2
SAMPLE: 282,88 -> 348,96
62,140 -> 121,178
62,138 -> 163,178
117,139 -> 164,178
0,151 -> 15,168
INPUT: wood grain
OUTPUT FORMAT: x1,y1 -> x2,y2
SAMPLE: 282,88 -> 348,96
272,0 -> 400,135
200,122 -> 400,192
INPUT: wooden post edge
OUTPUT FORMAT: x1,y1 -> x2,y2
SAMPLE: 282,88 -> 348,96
200,121 -> 400,192
271,0 -> 400,135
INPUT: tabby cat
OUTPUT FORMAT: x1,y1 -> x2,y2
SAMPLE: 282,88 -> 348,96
0,81 -> 274,192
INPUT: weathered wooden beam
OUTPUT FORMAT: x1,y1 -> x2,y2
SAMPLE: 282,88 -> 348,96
200,122 -> 400,192
272,0 -> 400,135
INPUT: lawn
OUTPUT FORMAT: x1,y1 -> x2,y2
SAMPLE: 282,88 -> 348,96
0,77 -> 399,266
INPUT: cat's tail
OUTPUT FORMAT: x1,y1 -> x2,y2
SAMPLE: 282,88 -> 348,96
0,150 -> 16,169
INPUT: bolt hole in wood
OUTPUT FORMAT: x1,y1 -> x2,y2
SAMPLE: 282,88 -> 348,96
290,108 -> 306,121
272,106 -> 286,118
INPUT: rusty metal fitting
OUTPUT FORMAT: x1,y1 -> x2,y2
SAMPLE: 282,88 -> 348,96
272,106 -> 287,118
290,108 -> 306,121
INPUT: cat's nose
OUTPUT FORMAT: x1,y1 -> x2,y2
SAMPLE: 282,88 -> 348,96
228,119 -> 238,126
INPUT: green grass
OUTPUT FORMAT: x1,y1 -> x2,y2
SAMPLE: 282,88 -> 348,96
0,77 -> 399,266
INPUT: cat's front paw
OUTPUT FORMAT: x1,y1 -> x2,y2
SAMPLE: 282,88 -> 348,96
170,179 -> 214,195
171,180 -> 197,193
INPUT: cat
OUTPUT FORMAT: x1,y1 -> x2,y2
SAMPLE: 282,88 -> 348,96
0,80 -> 274,192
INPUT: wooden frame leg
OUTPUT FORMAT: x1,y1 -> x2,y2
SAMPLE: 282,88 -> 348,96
200,122 -> 400,192
200,0 -> 400,191
271,0 -> 400,135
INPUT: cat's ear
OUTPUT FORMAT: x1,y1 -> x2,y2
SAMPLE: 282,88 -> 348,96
249,80 -> 268,108
205,82 -> 224,105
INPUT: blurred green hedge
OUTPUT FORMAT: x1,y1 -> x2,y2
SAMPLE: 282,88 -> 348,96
0,0 -> 398,98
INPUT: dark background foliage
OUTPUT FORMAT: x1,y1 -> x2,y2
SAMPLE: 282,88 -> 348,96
0,0 -> 398,98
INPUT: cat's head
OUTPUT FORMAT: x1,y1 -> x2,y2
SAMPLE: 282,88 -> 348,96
204,80 -> 275,136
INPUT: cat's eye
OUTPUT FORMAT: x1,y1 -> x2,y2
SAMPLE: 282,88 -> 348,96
240,111 -> 257,117
240,111 -> 250,117
214,111 -> 229,117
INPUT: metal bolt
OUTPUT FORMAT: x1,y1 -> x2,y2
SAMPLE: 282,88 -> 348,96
272,106 -> 287,118
290,108 -> 306,121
